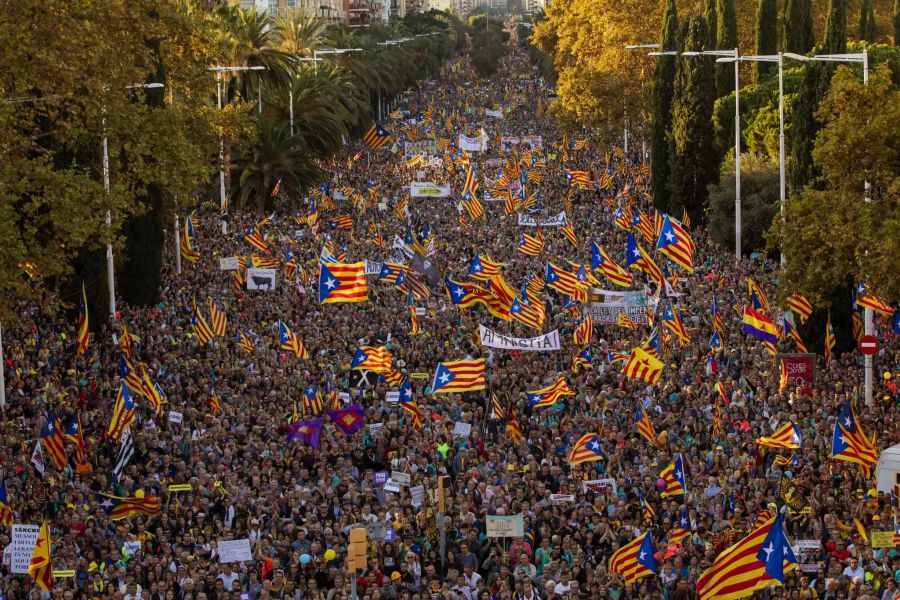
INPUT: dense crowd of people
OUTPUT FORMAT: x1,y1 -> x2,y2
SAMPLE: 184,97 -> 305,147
0,48 -> 898,600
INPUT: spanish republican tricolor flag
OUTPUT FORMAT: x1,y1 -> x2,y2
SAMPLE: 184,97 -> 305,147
319,262 -> 368,304
742,307 -> 778,345
76,282 -> 89,356
28,521 -> 53,591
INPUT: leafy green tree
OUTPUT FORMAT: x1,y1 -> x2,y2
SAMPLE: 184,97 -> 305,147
668,14 -> 717,224
754,0 -> 778,82
771,65 -> 900,305
860,0 -> 876,42
705,0 -> 718,46
895,0 -> 900,45
783,0 -> 815,54
650,0 -> 680,214
715,0 -> 738,99
707,153 -> 779,255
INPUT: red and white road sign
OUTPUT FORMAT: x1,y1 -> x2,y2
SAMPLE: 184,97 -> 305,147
859,335 -> 879,355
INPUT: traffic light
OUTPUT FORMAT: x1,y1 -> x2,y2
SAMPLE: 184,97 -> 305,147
346,527 -> 367,572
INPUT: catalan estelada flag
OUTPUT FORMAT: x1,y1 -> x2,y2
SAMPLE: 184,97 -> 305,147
656,214 -> 695,272
659,454 -> 687,497
41,410 -> 67,470
567,433 -> 604,465
756,422 -> 802,450
832,401 -> 878,476
28,521 -> 53,591
742,307 -> 778,345
208,298 -> 227,337
180,213 -> 199,263
351,346 -> 394,372
431,358 -> 486,394
591,240 -> 633,287
662,301 -> 691,344
787,294 -> 813,323
517,231 -> 544,256
468,255 -> 504,280
609,531 -> 657,585
140,370 -> 165,416
622,347 -> 663,385
76,282 -> 89,356
573,313 -> 593,346
319,262 -> 368,304
278,321 -> 309,359
237,331 -> 254,353
107,382 -> 136,443
626,233 -> 663,287
560,222 -> 578,247
696,512 -> 797,600
97,493 -> 162,520
635,404 -> 657,444
856,283 -> 893,316
506,409 -> 523,444
747,278 -> 771,311
527,377 -> 575,408
666,506 -> 693,544
399,379 -> 422,432
244,225 -> 269,254
363,123 -> 391,149
191,300 -> 215,346
710,294 -> 724,333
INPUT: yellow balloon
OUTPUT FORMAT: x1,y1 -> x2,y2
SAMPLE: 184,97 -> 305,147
884,372 -> 892,380
135,489 -> 145,499
324,549 -> 336,561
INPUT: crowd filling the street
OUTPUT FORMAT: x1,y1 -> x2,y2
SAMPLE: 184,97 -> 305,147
1,47 -> 899,600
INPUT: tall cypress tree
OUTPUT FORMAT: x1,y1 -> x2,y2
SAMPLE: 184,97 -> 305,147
783,0 -> 815,54
715,0 -> 738,99
859,0 -> 875,43
754,0 -> 778,82
705,0 -> 718,46
789,0 -> 847,192
894,0 -> 899,45
650,0 -> 679,213
668,14 -> 717,224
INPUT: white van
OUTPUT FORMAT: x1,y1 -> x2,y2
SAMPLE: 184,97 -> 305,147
875,443 -> 900,493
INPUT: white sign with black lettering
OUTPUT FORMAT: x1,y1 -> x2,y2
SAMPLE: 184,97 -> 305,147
168,411 -> 183,424
410,485 -> 426,508
452,422 -> 473,437
11,524 -> 40,574
217,539 -> 253,563
385,391 -> 400,404
390,472 -> 411,486
219,256 -> 240,271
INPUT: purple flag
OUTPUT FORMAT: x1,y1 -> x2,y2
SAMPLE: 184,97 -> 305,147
286,417 -> 324,449
328,404 -> 365,435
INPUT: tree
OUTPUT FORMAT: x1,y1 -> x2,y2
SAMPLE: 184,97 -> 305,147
715,0 -> 738,99
668,14 -> 718,224
859,0 -> 876,42
783,0 -> 815,54
754,0 -> 778,82
895,0 -> 900,45
789,0 -> 847,192
650,0 -> 680,214
707,153 -> 779,255
770,65 -> 900,305
705,0 -> 718,47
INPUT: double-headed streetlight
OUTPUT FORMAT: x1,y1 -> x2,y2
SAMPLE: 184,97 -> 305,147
788,50 -> 872,406
209,66 -> 266,235
313,48 -> 363,76
103,82 -> 164,318
289,57 -> 323,136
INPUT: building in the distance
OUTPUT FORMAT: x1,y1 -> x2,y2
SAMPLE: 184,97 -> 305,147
235,0 -> 345,23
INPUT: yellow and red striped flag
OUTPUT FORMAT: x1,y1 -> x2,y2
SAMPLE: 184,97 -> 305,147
319,262 -> 368,304
430,358 -> 486,394
609,532 -> 658,585
28,521 -> 54,591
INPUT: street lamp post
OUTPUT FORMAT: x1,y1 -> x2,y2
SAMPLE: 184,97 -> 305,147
208,66 -> 266,235
290,57 -> 323,136
313,48 -> 363,76
787,50 -> 872,406
102,82 -> 164,319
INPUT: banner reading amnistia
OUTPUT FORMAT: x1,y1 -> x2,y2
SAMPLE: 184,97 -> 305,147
478,325 -> 560,351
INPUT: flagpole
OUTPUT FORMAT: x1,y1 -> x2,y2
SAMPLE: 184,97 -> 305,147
174,212 -> 182,275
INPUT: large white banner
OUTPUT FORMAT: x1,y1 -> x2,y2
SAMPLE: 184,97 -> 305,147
500,135 -> 543,149
458,134 -> 486,152
485,109 -> 504,119
246,268 -> 276,291
217,539 -> 253,563
410,182 -> 451,198
517,211 -> 568,227
478,325 -> 560,351
404,140 -> 440,156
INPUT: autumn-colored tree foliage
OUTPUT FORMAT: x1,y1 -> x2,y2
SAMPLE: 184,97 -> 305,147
770,65 -> 900,305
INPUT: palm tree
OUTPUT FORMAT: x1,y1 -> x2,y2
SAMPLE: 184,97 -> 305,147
273,8 -> 326,59
231,118 -> 322,213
